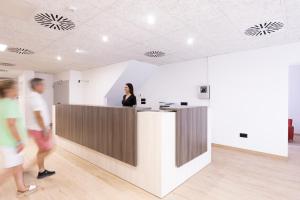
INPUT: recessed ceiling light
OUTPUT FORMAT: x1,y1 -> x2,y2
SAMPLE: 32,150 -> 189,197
187,37 -> 195,45
0,43 -> 8,52
101,35 -> 109,42
56,56 -> 62,61
147,15 -> 156,25
75,48 -> 86,53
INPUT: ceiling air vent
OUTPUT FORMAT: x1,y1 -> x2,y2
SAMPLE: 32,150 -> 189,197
0,69 -> 8,72
144,50 -> 165,57
0,62 -> 15,67
245,22 -> 284,36
8,47 -> 34,55
34,13 -> 75,31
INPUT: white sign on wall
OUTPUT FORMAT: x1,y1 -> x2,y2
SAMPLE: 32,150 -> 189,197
199,85 -> 210,99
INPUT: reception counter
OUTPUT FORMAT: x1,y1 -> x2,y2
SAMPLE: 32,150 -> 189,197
53,105 -> 211,198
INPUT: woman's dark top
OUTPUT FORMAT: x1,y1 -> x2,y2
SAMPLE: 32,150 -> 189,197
122,94 -> 137,107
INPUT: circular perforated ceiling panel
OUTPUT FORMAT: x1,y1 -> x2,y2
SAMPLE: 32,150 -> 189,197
0,62 -> 15,67
8,47 -> 34,55
245,22 -> 284,36
34,13 -> 75,31
144,50 -> 165,57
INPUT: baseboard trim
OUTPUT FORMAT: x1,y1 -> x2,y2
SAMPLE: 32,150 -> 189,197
212,143 -> 288,160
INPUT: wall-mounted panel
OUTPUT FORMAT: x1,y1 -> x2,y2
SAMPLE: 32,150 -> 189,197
175,107 -> 208,167
55,104 -> 137,166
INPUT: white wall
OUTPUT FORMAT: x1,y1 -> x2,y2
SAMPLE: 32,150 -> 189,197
140,58 -> 209,109
18,70 -> 34,117
289,65 -> 300,133
106,60 -> 157,106
208,43 -> 300,157
81,62 -> 128,105
141,42 -> 300,156
69,70 -> 82,104
53,61 -> 158,107
54,70 -> 70,82
54,70 -> 82,104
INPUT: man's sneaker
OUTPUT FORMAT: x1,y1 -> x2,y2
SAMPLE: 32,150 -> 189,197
37,170 -> 56,179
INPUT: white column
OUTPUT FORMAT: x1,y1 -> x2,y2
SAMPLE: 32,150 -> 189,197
18,70 -> 34,118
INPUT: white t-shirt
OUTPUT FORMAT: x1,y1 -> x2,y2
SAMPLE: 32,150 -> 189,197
26,91 -> 50,131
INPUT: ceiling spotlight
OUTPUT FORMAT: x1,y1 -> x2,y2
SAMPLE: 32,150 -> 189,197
147,15 -> 156,25
0,43 -> 8,52
187,37 -> 194,45
101,35 -> 109,42
75,48 -> 86,53
56,56 -> 62,61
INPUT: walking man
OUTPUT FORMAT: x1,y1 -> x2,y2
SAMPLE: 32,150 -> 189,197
26,78 -> 55,179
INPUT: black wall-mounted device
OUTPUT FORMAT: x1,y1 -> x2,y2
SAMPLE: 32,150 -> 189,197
141,98 -> 146,105
240,133 -> 248,138
180,102 -> 188,106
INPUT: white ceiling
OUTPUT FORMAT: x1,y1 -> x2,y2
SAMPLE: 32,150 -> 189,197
0,0 -> 300,73
0,68 -> 23,78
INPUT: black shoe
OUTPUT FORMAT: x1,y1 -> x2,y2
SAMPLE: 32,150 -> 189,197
37,170 -> 56,179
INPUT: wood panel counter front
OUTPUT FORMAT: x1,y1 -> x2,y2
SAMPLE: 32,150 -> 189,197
55,104 -> 137,166
175,107 -> 208,167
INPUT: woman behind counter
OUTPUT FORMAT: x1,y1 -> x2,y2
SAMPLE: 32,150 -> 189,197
122,83 -> 136,107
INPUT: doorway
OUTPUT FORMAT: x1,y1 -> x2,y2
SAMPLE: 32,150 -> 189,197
288,65 -> 300,146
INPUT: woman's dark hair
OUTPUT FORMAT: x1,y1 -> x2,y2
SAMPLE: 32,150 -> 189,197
0,79 -> 16,98
126,83 -> 134,95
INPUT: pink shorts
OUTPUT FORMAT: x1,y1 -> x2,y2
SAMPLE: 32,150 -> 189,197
29,130 -> 54,151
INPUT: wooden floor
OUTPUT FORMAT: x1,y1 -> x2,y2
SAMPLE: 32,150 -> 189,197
1,136 -> 300,200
